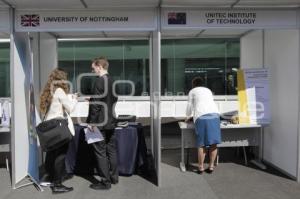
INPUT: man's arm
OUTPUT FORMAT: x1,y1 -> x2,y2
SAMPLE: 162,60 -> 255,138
87,77 -> 104,125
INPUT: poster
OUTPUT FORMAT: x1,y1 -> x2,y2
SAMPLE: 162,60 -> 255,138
237,68 -> 271,125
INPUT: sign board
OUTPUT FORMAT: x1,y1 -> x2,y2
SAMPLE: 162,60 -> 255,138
15,9 -> 157,32
237,68 -> 271,125
0,10 -> 10,31
162,9 -> 298,29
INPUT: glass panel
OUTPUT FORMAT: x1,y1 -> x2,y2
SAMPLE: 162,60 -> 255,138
58,40 -> 149,96
161,38 -> 240,96
118,40 -> 149,96
225,40 -> 240,95
0,42 -> 10,97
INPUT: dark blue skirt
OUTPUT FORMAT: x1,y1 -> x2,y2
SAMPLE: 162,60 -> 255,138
195,113 -> 221,147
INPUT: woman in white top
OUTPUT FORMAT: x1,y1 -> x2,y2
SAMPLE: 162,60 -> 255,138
186,77 -> 221,174
40,68 -> 77,194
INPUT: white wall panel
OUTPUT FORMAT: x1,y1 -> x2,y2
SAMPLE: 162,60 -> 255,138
0,10 -> 9,32
264,29 -> 300,178
241,30 -> 263,68
39,33 -> 57,91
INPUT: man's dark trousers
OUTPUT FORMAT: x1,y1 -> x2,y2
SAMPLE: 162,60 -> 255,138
91,129 -> 118,184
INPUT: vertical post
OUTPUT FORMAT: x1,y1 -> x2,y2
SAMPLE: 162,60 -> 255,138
297,9 -> 300,183
9,7 -> 16,189
149,37 -> 154,155
150,8 -> 161,187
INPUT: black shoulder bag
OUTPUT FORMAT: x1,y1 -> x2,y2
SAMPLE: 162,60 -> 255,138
36,107 -> 72,152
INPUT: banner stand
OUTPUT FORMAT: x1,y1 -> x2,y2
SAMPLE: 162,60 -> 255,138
237,68 -> 270,170
11,23 -> 40,190
14,175 -> 43,191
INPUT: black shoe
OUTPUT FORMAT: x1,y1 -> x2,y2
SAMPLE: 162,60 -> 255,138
196,170 -> 204,175
52,184 -> 73,194
89,182 -> 111,190
205,167 -> 214,174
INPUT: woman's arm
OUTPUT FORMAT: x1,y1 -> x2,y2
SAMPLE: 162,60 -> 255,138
186,91 -> 193,117
56,88 -> 78,113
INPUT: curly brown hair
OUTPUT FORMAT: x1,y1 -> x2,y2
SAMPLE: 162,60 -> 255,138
39,68 -> 69,114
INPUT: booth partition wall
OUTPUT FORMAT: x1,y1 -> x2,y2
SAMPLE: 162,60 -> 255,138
58,38 -> 240,96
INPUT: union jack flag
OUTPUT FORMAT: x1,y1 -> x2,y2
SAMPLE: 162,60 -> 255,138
21,15 -> 40,27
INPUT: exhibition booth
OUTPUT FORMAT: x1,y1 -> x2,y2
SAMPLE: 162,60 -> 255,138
0,0 -> 300,191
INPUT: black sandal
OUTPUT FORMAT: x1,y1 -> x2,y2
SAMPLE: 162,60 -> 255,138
197,167 -> 205,174
205,167 -> 214,174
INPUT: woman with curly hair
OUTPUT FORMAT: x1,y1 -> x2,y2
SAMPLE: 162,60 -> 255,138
40,68 -> 77,194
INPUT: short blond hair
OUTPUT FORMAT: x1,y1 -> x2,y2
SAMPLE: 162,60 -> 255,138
92,57 -> 109,70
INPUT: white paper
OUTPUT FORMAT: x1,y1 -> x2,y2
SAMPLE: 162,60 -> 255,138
1,100 -> 10,127
40,182 -> 52,187
84,127 -> 104,144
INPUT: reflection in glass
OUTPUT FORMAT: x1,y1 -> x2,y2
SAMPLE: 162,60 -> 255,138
58,38 -> 239,97
58,40 -> 150,96
161,38 -> 240,95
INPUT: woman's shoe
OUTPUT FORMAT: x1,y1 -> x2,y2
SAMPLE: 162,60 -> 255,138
197,166 -> 205,174
196,169 -> 204,174
205,167 -> 214,174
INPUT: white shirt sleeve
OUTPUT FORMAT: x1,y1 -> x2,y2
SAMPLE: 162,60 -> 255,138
56,88 -> 77,113
186,91 -> 193,117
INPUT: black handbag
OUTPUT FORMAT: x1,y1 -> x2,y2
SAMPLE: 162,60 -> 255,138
36,117 -> 72,152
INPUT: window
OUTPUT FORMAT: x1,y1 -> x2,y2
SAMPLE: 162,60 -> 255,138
58,40 -> 149,96
161,38 -> 239,95
58,38 -> 240,97
0,42 -> 10,97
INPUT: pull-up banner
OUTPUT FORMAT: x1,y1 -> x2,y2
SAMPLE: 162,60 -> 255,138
15,9 -> 157,32
0,10 -> 10,31
237,68 -> 271,125
162,9 -> 298,29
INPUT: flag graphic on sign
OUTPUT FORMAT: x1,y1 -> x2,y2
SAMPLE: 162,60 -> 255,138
21,15 -> 40,27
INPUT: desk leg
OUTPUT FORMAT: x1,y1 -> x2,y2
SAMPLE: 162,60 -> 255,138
250,127 -> 266,170
242,146 -> 248,166
180,131 -> 186,172
6,157 -> 9,171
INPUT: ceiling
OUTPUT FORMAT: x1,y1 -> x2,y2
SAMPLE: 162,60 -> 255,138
1,0 -> 300,9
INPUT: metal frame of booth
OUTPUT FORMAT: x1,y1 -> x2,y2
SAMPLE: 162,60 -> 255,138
4,5 -> 300,191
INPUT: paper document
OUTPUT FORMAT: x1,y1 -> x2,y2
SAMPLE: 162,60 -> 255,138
84,127 -> 104,144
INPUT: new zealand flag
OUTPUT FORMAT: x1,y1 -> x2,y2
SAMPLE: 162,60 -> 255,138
21,15 -> 40,27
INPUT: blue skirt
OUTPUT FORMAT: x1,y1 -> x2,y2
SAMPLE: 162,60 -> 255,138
195,113 -> 221,147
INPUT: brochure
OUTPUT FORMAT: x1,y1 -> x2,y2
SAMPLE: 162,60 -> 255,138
84,127 -> 104,144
